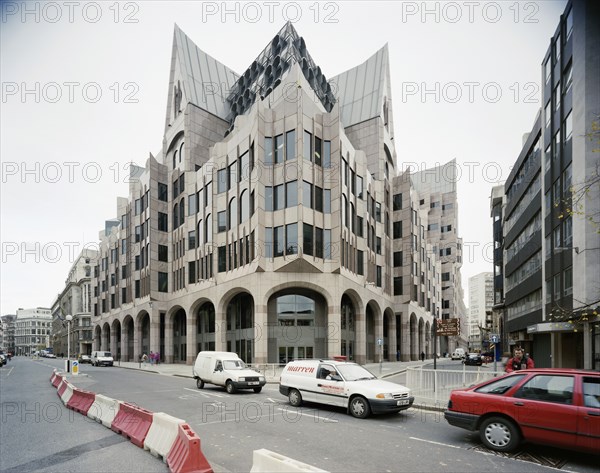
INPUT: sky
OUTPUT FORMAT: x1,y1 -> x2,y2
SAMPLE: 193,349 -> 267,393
0,0 -> 568,315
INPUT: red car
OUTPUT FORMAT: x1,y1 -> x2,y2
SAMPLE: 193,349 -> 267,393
444,368 -> 600,453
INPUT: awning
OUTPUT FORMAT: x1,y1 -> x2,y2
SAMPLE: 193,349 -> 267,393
527,322 -> 580,333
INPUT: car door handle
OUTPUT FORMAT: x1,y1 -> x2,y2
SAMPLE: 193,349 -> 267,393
514,402 -> 524,406
317,384 -> 323,387
587,411 -> 600,417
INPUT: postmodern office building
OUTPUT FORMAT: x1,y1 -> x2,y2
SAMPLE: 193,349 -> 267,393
467,272 -> 494,351
91,23 -> 463,364
503,0 -> 600,369
410,161 -> 467,353
490,184 -> 506,353
51,249 -> 97,357
14,307 -> 52,356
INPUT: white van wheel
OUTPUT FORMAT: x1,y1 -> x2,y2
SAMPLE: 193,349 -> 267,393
226,380 -> 236,394
289,389 -> 302,407
350,396 -> 371,418
196,378 -> 204,389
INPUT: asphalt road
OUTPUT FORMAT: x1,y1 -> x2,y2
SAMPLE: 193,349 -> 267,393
0,357 -> 169,473
3,357 -> 598,473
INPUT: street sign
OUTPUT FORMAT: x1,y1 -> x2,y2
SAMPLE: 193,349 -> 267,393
72,361 -> 79,376
436,318 -> 460,336
490,334 -> 500,344
377,338 -> 383,346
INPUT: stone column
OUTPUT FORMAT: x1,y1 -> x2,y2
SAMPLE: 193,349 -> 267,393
388,315 -> 397,362
133,320 -> 141,363
186,313 -> 197,365
254,304 -> 268,364
110,327 -> 118,359
327,305 -> 341,358
354,309 -> 366,365
150,311 -> 160,360
164,315 -> 173,364
215,309 -> 227,352
401,312 -> 411,361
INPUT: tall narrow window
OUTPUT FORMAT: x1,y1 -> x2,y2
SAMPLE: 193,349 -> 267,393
264,137 -> 273,165
286,223 -> 298,254
286,130 -> 296,161
323,140 -> 331,168
274,134 -> 284,164
314,136 -> 322,166
303,223 -> 313,256
303,130 -> 312,161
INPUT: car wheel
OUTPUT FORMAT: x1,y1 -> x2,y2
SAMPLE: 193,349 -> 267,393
480,416 -> 521,452
196,378 -> 204,389
253,387 -> 262,393
288,389 -> 302,407
226,380 -> 236,394
349,396 -> 371,419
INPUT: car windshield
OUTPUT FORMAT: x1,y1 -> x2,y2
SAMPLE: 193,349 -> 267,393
223,360 -> 246,370
101,352 -> 112,357
337,364 -> 377,381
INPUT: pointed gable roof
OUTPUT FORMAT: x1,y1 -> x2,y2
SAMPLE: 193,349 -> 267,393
330,45 -> 392,129
164,25 -> 239,129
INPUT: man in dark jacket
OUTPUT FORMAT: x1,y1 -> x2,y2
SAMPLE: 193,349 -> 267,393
505,347 -> 534,372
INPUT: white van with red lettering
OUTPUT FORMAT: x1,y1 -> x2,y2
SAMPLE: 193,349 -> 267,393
279,359 -> 414,418
193,351 -> 266,394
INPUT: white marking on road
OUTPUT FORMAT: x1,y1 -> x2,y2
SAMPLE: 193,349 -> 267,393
2,366 -> 15,377
409,437 -> 461,449
184,387 -> 224,398
276,407 -> 338,423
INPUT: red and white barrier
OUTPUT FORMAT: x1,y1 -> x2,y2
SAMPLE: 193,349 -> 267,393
60,381 -> 75,405
111,402 -> 153,448
52,373 -> 64,388
50,369 -> 58,384
88,394 -> 121,428
144,412 -> 185,462
167,423 -> 213,473
67,388 -> 96,415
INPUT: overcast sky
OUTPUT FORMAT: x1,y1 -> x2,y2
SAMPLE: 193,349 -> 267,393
0,0 -> 567,315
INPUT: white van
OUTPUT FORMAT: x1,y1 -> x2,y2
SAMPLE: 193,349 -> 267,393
279,359 -> 414,418
91,351 -> 114,367
451,348 -> 466,360
192,351 -> 266,393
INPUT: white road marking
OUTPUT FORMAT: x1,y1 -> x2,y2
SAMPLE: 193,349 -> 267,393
184,387 -> 224,398
2,366 -> 15,376
409,437 -> 461,449
276,407 -> 338,423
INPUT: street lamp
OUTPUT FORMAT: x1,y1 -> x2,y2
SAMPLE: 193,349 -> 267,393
65,314 -> 73,372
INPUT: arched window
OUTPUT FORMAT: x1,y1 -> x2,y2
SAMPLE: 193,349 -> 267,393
205,214 -> 212,242
197,220 -> 203,246
173,150 -> 177,169
179,198 -> 185,226
342,195 -> 347,228
173,203 -> 179,229
240,190 -> 249,223
228,197 -> 237,230
179,142 -> 184,163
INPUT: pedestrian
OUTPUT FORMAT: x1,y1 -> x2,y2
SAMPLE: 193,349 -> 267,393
155,352 -> 160,365
420,351 -> 425,362
149,351 -> 155,365
396,350 -> 400,361
505,347 -> 534,373
141,353 -> 148,365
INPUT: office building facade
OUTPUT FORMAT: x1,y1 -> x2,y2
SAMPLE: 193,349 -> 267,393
90,23 -> 463,365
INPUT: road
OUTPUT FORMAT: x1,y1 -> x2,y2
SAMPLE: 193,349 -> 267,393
2,357 -> 598,473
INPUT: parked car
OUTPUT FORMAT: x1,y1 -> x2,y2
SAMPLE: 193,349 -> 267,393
91,351 -> 114,367
451,348 -> 466,360
193,351 -> 266,393
463,353 -> 483,366
79,355 -> 92,364
45,353 -> 56,359
0,354 -> 6,366
444,368 -> 600,454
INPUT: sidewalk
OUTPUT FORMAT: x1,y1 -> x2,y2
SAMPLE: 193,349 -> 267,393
109,358 -> 446,411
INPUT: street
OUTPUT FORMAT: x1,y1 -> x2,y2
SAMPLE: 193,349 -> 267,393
2,357 -> 598,473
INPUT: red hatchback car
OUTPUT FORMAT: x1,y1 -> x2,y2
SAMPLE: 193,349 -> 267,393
444,369 -> 600,453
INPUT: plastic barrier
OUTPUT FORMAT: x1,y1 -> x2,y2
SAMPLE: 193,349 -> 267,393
111,402 -> 153,448
88,394 -> 121,428
50,369 -> 57,384
67,388 -> 96,415
60,381 -> 75,405
250,449 -> 329,473
52,373 -> 64,388
144,412 -> 185,462
56,378 -> 68,398
167,423 -> 213,473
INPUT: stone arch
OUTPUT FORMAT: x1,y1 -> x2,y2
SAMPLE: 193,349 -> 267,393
263,281 -> 333,311
267,287 -> 328,364
383,307 -> 396,361
102,322 -> 111,352
340,292 -> 358,361
365,300 -> 382,363
418,317 -> 425,359
94,325 -> 102,351
111,319 -> 122,361
123,314 -> 134,362
136,311 -> 151,357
